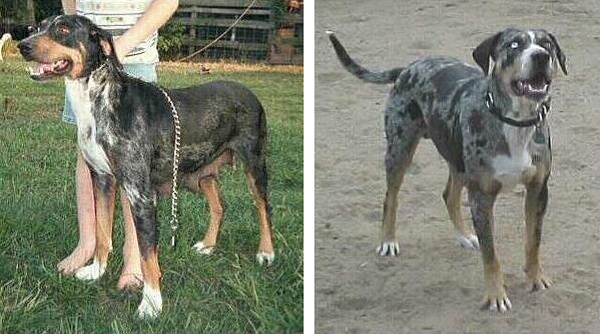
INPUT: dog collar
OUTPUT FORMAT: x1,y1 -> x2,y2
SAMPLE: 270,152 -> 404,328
485,91 -> 549,127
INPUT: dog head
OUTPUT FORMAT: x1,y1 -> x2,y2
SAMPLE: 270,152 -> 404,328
17,15 -> 119,81
473,28 -> 567,101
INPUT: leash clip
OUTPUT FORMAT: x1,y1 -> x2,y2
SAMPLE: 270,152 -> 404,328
170,233 -> 177,248
536,103 -> 549,128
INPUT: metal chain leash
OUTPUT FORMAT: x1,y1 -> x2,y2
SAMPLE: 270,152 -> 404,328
159,88 -> 181,248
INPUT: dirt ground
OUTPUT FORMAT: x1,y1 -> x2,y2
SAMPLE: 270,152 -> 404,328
315,0 -> 600,333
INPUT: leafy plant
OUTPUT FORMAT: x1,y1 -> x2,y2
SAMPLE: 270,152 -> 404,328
157,21 -> 186,58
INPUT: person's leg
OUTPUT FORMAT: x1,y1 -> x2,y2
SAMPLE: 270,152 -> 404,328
58,95 -> 97,274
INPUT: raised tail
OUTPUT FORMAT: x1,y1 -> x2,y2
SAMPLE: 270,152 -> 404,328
326,30 -> 403,84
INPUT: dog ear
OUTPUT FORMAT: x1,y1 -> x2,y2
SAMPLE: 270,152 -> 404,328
548,33 -> 567,75
472,31 -> 502,75
90,25 -> 119,61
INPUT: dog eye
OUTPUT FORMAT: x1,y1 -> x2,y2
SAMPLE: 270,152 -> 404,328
510,42 -> 519,49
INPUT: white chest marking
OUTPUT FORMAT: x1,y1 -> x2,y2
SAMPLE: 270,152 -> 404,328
491,125 -> 536,192
65,77 -> 112,175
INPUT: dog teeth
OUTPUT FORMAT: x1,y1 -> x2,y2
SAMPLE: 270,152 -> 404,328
29,65 -> 43,76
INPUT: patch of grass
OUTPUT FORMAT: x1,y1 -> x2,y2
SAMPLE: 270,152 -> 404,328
0,58 -> 303,333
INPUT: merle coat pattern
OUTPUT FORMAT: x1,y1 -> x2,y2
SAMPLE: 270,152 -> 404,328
18,15 -> 274,319
328,28 -> 566,312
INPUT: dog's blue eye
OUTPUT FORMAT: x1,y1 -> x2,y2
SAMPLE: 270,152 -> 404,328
510,42 -> 519,49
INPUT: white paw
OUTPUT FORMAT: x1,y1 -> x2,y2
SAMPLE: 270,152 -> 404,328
376,241 -> 400,256
456,233 -> 479,250
256,251 -> 275,266
487,295 -> 512,313
137,285 -> 162,319
192,241 -> 214,255
74,258 -> 105,281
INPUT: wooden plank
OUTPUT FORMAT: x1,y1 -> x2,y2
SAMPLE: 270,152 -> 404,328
181,38 -> 268,52
277,37 -> 303,46
189,11 -> 197,53
179,0 -> 271,8
178,7 -> 271,16
174,17 -> 273,30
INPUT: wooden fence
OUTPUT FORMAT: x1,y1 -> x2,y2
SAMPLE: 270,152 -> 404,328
175,0 -> 302,64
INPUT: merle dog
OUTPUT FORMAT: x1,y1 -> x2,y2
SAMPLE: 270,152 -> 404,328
328,28 -> 566,312
18,15 -> 274,318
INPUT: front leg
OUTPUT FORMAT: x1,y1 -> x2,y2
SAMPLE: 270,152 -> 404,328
123,183 -> 163,319
524,175 -> 551,291
468,186 -> 511,312
75,172 -> 116,281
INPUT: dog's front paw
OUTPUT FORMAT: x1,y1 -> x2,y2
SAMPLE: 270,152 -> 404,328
74,259 -> 105,281
376,241 -> 400,256
455,233 -> 479,250
256,251 -> 275,266
137,286 -> 162,319
192,241 -> 214,255
483,290 -> 512,313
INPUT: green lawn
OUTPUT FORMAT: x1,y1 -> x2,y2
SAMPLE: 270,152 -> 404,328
0,58 -> 303,333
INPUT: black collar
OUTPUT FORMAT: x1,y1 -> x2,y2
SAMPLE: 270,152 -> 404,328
485,91 -> 550,127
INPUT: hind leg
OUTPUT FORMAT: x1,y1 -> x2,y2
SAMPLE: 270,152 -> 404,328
443,170 -> 479,250
245,163 -> 274,266
377,100 -> 425,256
193,177 -> 224,255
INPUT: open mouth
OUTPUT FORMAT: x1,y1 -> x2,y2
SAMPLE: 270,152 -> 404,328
511,73 -> 551,100
28,59 -> 71,80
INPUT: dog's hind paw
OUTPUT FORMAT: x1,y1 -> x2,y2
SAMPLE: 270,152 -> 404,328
192,241 -> 214,255
256,251 -> 275,266
74,258 -> 105,281
456,233 -> 480,250
376,242 -> 400,256
528,272 -> 551,291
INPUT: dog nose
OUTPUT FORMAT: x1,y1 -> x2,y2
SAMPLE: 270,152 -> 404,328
531,51 -> 550,64
17,41 -> 32,56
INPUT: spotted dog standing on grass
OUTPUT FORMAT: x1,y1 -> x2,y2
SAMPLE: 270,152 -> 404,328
328,28 -> 567,312
18,15 -> 275,319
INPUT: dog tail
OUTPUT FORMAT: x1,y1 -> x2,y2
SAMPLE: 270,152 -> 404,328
327,30 -> 403,84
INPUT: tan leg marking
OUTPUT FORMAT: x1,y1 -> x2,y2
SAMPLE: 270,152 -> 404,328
524,177 -> 551,291
469,186 -> 511,312
193,177 -> 223,255
246,173 -> 274,265
443,171 -> 479,250
378,136 -> 420,257
137,247 -> 163,318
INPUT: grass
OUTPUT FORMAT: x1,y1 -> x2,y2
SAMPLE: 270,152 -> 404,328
0,57 -> 303,333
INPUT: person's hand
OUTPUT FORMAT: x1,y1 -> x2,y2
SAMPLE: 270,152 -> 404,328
112,38 -> 130,62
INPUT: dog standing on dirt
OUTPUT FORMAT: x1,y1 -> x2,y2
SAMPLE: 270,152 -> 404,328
18,15 -> 275,318
328,28 -> 567,312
